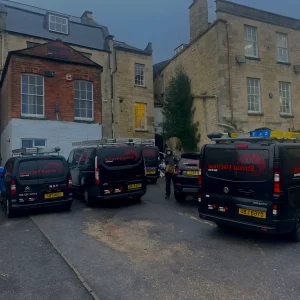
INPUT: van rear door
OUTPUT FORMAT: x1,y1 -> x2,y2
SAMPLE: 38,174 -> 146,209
98,147 -> 145,195
202,143 -> 274,224
142,146 -> 159,175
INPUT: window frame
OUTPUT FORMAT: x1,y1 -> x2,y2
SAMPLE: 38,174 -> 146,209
21,73 -> 45,118
48,14 -> 69,35
276,32 -> 289,63
26,41 -> 40,48
279,81 -> 292,116
135,63 -> 145,87
134,102 -> 147,131
74,80 -> 94,121
244,25 -> 258,58
21,139 -> 47,148
246,77 -> 261,114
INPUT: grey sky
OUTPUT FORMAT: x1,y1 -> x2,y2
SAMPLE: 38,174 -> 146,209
13,0 -> 300,63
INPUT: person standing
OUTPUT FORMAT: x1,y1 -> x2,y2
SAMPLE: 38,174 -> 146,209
164,148 -> 177,199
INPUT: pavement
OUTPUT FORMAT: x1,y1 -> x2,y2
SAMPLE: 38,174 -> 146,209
1,179 -> 300,300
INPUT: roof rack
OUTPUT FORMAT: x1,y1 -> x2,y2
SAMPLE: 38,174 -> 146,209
72,138 -> 155,148
12,147 -> 61,157
208,129 -> 300,143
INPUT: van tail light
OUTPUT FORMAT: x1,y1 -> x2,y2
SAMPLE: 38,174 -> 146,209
198,193 -> 201,202
175,168 -> 180,175
198,162 -> 203,185
95,156 -> 100,184
68,176 -> 73,189
273,167 -> 282,194
272,204 -> 278,216
11,180 -> 16,195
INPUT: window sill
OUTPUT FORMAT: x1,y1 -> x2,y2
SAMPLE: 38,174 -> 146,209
280,114 -> 294,119
135,129 -> 148,132
73,119 -> 95,124
134,85 -> 147,89
245,56 -> 261,61
248,112 -> 264,116
277,61 -> 291,66
20,115 -> 46,120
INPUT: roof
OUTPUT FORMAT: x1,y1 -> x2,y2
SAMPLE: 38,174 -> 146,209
113,41 -> 152,56
216,0 -> 300,30
0,40 -> 103,87
153,60 -> 170,76
0,0 -> 111,51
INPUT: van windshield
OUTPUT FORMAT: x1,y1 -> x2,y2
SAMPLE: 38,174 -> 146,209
205,148 -> 269,181
100,147 -> 142,167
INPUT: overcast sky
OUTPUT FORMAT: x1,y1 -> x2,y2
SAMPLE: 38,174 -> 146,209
13,0 -> 300,63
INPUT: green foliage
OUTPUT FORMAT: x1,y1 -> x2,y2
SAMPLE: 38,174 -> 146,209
162,70 -> 200,151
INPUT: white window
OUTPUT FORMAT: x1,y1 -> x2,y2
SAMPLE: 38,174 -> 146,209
74,80 -> 93,120
21,74 -> 44,117
277,33 -> 289,63
49,14 -> 68,34
279,82 -> 292,115
244,25 -> 258,58
135,64 -> 145,86
21,139 -> 46,148
247,78 -> 261,113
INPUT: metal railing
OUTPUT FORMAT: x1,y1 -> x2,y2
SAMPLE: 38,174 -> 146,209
12,147 -> 61,157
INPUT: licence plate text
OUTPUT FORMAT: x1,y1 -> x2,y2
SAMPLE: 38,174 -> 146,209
44,192 -> 64,199
146,171 -> 156,175
186,171 -> 198,175
128,183 -> 142,190
239,208 -> 266,219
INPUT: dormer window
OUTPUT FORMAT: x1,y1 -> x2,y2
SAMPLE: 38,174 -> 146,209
49,14 -> 68,34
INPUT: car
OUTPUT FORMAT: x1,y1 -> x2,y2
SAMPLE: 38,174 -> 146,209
68,138 -> 147,206
198,129 -> 300,242
173,152 -> 200,202
1,147 -> 73,218
141,144 -> 160,184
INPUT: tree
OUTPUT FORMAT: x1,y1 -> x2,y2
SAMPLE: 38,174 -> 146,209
162,70 -> 200,151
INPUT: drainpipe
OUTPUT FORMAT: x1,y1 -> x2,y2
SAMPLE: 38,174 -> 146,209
1,30 -> 4,70
111,47 -> 118,138
225,22 -> 234,125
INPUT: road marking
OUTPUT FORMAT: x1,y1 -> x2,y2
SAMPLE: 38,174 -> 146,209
30,216 -> 101,300
178,212 -> 216,227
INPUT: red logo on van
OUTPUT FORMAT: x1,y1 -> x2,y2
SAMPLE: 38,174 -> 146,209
237,154 -> 266,176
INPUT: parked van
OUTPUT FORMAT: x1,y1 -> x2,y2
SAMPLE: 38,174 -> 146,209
1,147 -> 73,217
141,145 -> 160,184
68,138 -> 147,206
198,129 -> 300,242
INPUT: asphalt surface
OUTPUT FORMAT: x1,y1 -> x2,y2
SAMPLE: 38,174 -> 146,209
2,179 -> 300,300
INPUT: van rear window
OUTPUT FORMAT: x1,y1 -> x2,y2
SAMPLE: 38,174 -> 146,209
205,148 -> 269,181
18,159 -> 65,180
179,155 -> 200,168
100,147 -> 142,167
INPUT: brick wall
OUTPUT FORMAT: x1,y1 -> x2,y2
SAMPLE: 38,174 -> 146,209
217,11 -> 300,132
0,53 -> 102,132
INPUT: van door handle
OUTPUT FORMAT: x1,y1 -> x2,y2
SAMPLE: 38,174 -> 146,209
238,189 -> 253,195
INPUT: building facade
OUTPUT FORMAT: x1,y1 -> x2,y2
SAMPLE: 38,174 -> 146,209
0,40 -> 102,164
0,0 -> 154,141
154,0 -> 300,147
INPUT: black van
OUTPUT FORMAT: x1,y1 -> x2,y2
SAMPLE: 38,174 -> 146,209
1,147 -> 73,217
141,145 -> 160,184
173,152 -> 200,202
198,131 -> 300,242
68,140 -> 147,206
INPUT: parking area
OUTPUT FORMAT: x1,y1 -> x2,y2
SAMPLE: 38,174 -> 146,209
1,178 -> 300,300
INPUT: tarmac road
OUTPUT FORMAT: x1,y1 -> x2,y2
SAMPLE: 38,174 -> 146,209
1,179 -> 300,300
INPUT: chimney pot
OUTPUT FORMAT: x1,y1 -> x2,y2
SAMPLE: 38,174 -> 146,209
81,11 -> 93,20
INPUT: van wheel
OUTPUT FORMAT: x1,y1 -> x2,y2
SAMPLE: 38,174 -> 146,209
151,179 -> 157,184
6,198 -> 13,218
62,202 -> 72,212
290,212 -> 300,242
133,195 -> 142,203
175,193 -> 186,203
83,189 -> 94,207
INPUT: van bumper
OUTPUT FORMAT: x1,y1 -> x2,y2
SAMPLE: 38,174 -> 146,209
97,190 -> 147,200
198,212 -> 294,234
175,185 -> 199,194
11,198 -> 73,211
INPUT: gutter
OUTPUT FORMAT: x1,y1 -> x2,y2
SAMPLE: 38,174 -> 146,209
110,46 -> 118,138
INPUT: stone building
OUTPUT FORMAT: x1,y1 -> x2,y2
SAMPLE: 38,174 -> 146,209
0,40 -> 102,164
154,0 -> 300,147
0,0 -> 154,141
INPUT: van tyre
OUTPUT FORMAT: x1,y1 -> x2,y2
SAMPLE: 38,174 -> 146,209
175,193 -> 186,203
83,188 -> 94,207
133,195 -> 142,203
62,202 -> 72,212
6,198 -> 13,218
290,212 -> 300,242
151,179 -> 157,184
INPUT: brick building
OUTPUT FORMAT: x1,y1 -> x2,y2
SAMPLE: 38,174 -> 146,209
0,40 -> 102,164
154,0 -> 300,147
0,0 -> 154,141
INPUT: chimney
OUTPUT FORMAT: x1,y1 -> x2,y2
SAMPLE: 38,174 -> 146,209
81,11 -> 93,20
145,42 -> 153,54
189,0 -> 208,42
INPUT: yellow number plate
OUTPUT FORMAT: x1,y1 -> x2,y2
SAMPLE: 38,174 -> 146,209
239,208 -> 266,219
128,183 -> 142,190
146,171 -> 156,175
187,170 -> 198,175
44,192 -> 64,199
